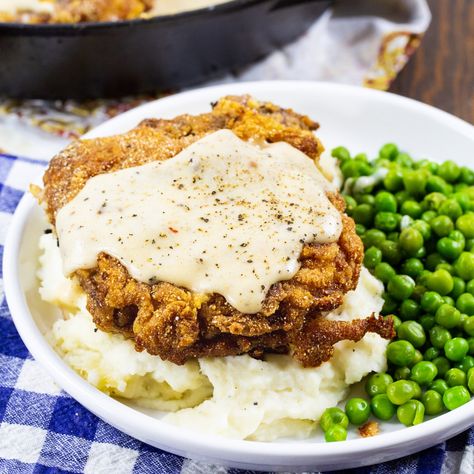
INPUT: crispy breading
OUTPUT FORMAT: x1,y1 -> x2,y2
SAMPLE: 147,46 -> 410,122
359,421 -> 380,438
43,95 -> 393,366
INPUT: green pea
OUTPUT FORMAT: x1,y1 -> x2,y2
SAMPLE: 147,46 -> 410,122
427,270 -> 454,295
424,347 -> 441,361
389,314 -> 402,331
400,200 -> 422,219
438,160 -> 461,183
387,380 -> 417,405
426,176 -> 451,195
430,381 -> 449,398
344,195 -> 357,214
468,367 -> 474,393
364,246 -> 382,269
438,199 -> 463,221
358,194 -> 376,205
363,229 -> 386,248
394,367 -> 411,380
422,210 -> 437,222
449,229 -> 466,245
395,152 -> 414,168
454,252 -> 474,281
386,340 -> 416,366
451,277 -> 466,299
380,240 -> 401,265
325,424 -> 347,442
379,143 -> 399,160
320,407 -> 349,432
467,280 -> 474,295
453,191 -> 472,209
430,326 -> 452,349
371,394 -> 396,420
341,160 -> 363,179
454,355 -> 474,373
356,224 -> 366,236
399,299 -> 421,320
397,321 -> 426,347
383,169 -> 404,192
399,228 -> 424,256
437,237 -> 464,261
421,291 -> 444,313
435,304 -> 461,329
388,275 -> 415,300
410,361 -> 438,385
374,262 -> 396,284
374,191 -> 397,213
420,314 -> 436,331
456,214 -> 474,239
445,368 -> 466,387
403,169 -> 428,196
332,146 -> 351,161
411,220 -> 432,240
365,372 -> 393,397
444,338 -> 469,362
397,400 -> 425,426
464,317 -> 474,336
433,357 -> 451,377
460,167 -> 474,185
443,386 -> 471,410
422,390 -> 444,415
431,215 -> 454,237
352,204 -> 374,227
345,398 -> 370,425
402,258 -> 424,278
375,212 -> 399,232
457,293 -> 474,315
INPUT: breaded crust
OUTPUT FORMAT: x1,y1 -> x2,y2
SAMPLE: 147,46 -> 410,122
43,95 -> 393,366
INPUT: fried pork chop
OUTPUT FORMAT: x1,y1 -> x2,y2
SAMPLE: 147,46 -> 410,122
42,95 -> 394,366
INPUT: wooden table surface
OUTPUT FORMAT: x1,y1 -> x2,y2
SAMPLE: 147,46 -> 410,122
390,0 -> 474,124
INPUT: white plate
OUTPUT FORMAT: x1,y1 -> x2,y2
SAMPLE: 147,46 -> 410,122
4,81 -> 474,472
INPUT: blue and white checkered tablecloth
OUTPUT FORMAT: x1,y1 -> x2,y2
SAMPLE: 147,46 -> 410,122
1,151 -> 473,474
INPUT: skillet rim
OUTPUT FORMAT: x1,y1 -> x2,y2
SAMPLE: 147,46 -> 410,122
0,0 -> 328,33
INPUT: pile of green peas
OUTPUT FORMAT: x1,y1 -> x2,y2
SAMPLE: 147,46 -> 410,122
319,143 -> 474,442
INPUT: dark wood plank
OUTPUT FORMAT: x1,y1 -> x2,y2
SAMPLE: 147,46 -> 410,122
390,0 -> 474,123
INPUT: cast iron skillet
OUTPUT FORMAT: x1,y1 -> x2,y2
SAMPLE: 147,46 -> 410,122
0,0 -> 331,100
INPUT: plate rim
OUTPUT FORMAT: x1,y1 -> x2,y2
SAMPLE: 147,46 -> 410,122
3,81 -> 474,470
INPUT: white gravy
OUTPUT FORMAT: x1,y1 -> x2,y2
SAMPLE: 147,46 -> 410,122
56,130 -> 342,314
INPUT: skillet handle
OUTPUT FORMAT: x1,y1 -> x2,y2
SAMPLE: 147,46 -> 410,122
272,0 -> 330,10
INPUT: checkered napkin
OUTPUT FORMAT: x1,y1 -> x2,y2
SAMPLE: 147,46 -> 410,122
1,155 -> 474,474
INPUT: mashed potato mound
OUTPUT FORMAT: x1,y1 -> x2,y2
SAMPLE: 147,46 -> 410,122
39,232 -> 388,440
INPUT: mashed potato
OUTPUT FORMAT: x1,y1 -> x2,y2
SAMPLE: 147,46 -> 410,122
39,232 -> 388,440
